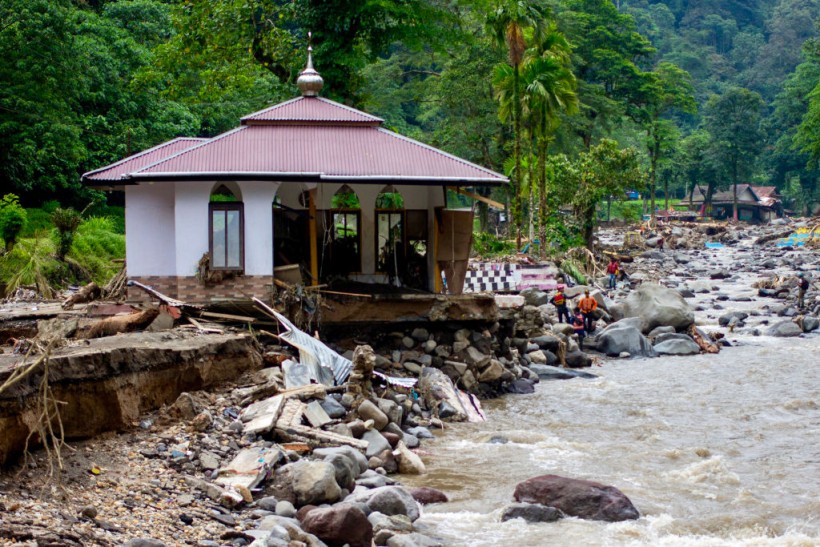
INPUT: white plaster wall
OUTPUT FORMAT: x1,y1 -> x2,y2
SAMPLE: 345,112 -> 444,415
125,183 -> 177,276
238,181 -> 279,275
174,182 -> 213,277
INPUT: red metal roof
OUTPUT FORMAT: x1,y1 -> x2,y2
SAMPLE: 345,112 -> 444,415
83,97 -> 505,185
130,125 -> 504,183
83,137 -> 207,181
241,97 -> 382,125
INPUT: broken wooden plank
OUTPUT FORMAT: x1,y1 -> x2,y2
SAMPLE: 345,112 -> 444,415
199,311 -> 257,323
276,424 -> 368,450
186,316 -> 224,334
277,383 -> 328,401
304,400 -> 332,428
215,446 -> 281,491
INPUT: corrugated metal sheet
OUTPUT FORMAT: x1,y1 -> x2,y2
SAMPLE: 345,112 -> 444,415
241,97 -> 382,125
133,125 -> 505,181
82,137 -> 207,181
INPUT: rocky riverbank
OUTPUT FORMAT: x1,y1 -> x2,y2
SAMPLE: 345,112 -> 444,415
0,219 -> 817,546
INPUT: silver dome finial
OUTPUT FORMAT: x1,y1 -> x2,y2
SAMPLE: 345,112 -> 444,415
297,32 -> 323,97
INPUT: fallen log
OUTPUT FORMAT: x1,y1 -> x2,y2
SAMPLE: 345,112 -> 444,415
81,308 -> 160,339
688,324 -> 720,354
62,282 -> 101,310
754,229 -> 794,246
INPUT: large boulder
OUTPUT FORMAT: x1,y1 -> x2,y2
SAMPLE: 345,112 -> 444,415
595,322 -> 657,358
345,486 -> 420,522
299,504 -> 372,547
609,285 -> 694,334
271,460 -> 342,507
513,474 -> 639,522
653,336 -> 700,356
766,321 -> 803,337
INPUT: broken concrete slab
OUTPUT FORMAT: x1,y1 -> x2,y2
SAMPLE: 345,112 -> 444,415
241,395 -> 286,435
0,331 -> 261,466
215,446 -> 282,491
304,400 -> 332,428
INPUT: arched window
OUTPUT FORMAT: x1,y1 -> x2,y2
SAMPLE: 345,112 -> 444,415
209,184 -> 243,271
320,185 -> 361,278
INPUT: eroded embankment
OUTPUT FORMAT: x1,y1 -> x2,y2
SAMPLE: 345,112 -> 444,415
0,331 -> 261,466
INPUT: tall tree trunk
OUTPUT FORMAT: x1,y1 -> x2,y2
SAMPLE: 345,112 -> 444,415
538,137 -> 547,259
513,63 -> 522,249
528,131 -> 535,243
649,130 -> 659,224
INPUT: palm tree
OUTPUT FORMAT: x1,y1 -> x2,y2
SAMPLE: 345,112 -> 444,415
523,28 -> 578,257
487,0 -> 549,248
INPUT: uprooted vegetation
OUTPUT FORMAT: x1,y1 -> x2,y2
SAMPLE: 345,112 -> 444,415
0,201 -> 124,298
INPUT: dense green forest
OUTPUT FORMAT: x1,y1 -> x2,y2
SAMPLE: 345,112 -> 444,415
2,0 -> 820,236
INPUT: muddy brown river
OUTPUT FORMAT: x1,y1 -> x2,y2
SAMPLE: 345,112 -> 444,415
403,241 -> 820,546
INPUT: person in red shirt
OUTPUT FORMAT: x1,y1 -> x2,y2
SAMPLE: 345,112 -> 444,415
606,257 -> 619,290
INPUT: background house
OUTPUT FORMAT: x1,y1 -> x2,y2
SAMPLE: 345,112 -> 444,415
83,50 -> 505,303
687,185 -> 783,222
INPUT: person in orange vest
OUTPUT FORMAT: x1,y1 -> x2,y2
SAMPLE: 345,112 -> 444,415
606,257 -> 619,290
578,289 -> 598,332
550,287 -> 571,323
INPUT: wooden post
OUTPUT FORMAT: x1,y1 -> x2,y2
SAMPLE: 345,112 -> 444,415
308,188 -> 319,286
433,207 -> 442,293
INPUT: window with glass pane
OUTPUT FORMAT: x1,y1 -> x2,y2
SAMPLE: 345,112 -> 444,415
210,203 -> 243,271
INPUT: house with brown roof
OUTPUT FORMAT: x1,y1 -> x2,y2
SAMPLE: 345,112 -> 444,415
82,48 -> 506,304
687,184 -> 783,222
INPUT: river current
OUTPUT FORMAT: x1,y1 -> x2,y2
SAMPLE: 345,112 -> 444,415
403,241 -> 820,546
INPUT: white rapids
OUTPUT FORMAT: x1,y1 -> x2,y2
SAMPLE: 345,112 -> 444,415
401,238 -> 820,546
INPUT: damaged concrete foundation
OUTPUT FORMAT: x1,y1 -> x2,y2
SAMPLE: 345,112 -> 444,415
0,331 -> 261,466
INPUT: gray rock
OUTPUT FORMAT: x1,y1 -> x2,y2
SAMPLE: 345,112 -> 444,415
362,429 -> 392,458
274,500 -> 296,518
718,311 -> 749,326
802,316 -> 819,332
521,288 -> 550,306
386,533 -> 443,547
608,284 -> 694,334
314,446 -> 369,475
411,328 -> 429,341
319,397 -> 347,419
198,451 -> 220,471
528,364 -> 597,380
596,322 -> 657,358
766,321 -> 803,337
358,400 -> 389,430
274,460 -> 341,507
377,398 -> 403,426
647,325 -> 676,338
500,502 -> 562,523
405,426 -> 434,440
256,496 -> 278,512
402,433 -> 420,449
124,540 -> 165,547
345,486 -> 420,522
564,350 -> 593,368
653,337 -> 700,355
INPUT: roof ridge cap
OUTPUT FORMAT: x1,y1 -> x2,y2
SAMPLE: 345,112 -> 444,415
314,97 -> 383,122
